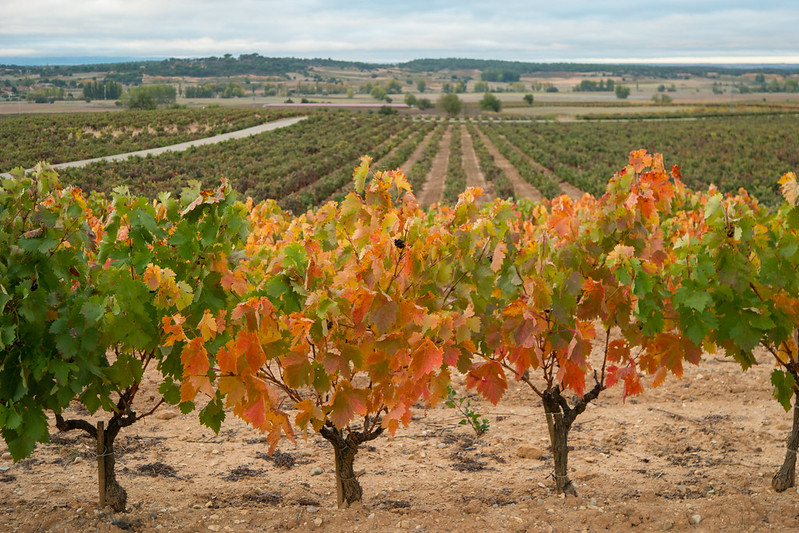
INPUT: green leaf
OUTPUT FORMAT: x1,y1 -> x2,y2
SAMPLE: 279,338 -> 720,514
159,378 -> 182,405
281,243 -> 307,272
771,369 -> 796,412
677,289 -> 712,312
0,324 -> 16,350
199,397 -> 225,434
704,193 -> 723,221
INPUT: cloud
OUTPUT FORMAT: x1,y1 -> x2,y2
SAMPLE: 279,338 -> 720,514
2,1 -> 799,63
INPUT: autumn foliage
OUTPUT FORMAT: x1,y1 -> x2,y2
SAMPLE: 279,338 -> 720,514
4,149 -> 799,509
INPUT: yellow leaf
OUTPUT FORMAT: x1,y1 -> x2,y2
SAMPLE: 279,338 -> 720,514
779,172 -> 798,206
199,310 -> 218,341
490,241 -> 507,273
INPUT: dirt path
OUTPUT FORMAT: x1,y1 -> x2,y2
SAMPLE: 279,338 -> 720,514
461,125 -> 492,203
498,133 -> 586,200
0,117 -> 307,179
399,128 -> 436,174
417,126 -> 452,207
474,127 -> 543,202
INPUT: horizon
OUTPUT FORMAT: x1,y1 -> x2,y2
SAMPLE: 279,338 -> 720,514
4,54 -> 799,70
4,1 -> 799,69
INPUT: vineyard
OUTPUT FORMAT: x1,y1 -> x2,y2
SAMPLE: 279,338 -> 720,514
13,110 -> 799,213
2,144 -> 799,532
0,108 -> 301,173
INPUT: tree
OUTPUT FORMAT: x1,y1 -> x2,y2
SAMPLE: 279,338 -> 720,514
404,93 -> 418,107
674,172 -> 799,492
384,79 -> 403,94
417,80 -> 426,93
0,167 -> 247,511
416,97 -> 433,110
194,160 -> 473,507
523,93 -> 534,105
615,85 -> 631,99
122,84 -> 176,109
473,81 -> 489,93
479,92 -> 502,112
453,151 -> 695,494
437,93 -> 462,117
370,86 -> 387,101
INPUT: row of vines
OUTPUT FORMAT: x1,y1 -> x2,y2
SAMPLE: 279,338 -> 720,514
479,114 -> 799,205
3,153 -> 799,515
0,107 -> 301,172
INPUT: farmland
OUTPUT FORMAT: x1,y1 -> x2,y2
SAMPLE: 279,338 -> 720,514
0,108 -> 301,173
10,107 -> 798,208
4,63 -> 799,532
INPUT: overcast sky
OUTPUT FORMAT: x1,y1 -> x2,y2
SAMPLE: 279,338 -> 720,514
3,1 -> 799,65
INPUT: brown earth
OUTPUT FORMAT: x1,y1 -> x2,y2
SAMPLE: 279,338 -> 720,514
497,133 -> 586,201
473,128 -> 543,202
460,125 -> 493,204
399,129 -> 437,175
417,126 -> 452,207
1,347 -> 798,532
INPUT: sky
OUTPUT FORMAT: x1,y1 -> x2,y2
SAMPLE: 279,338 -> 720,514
2,1 -> 799,65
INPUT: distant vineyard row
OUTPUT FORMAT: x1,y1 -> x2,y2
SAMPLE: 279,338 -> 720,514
0,107 -> 301,173
8,109 -> 799,208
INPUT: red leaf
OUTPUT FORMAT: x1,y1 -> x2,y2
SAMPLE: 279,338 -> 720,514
508,345 -> 539,377
606,363 -> 642,401
558,358 -> 585,397
327,381 -> 368,428
466,361 -> 507,405
607,339 -> 630,363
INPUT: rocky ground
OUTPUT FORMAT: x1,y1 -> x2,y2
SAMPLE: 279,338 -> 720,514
1,348 -> 798,532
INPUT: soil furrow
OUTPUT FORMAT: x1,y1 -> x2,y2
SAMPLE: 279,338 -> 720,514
498,133 -> 586,200
461,125 -> 492,204
417,125 -> 452,207
474,127 -> 543,202
399,128 -> 437,174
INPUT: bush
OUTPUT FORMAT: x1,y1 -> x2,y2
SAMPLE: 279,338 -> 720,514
479,92 -> 502,113
437,93 -> 462,116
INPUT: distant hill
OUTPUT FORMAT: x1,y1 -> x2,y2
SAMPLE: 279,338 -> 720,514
1,54 -> 387,79
398,58 -> 799,77
3,54 -> 798,79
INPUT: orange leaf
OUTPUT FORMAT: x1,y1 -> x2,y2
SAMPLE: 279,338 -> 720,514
162,314 -> 187,346
218,375 -> 246,407
295,398 -> 325,432
143,264 -> 160,290
607,339 -> 630,363
181,337 -> 209,376
408,338 -> 443,380
466,361 -> 507,405
780,172 -> 798,206
558,358 -> 585,397
327,382 -> 368,428
180,375 -> 213,403
629,149 -> 651,173
216,340 -> 239,374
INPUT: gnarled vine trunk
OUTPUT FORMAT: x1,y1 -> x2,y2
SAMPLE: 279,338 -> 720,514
773,390 -> 799,492
319,422 -> 383,508
56,405 -> 137,512
541,384 -> 602,496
